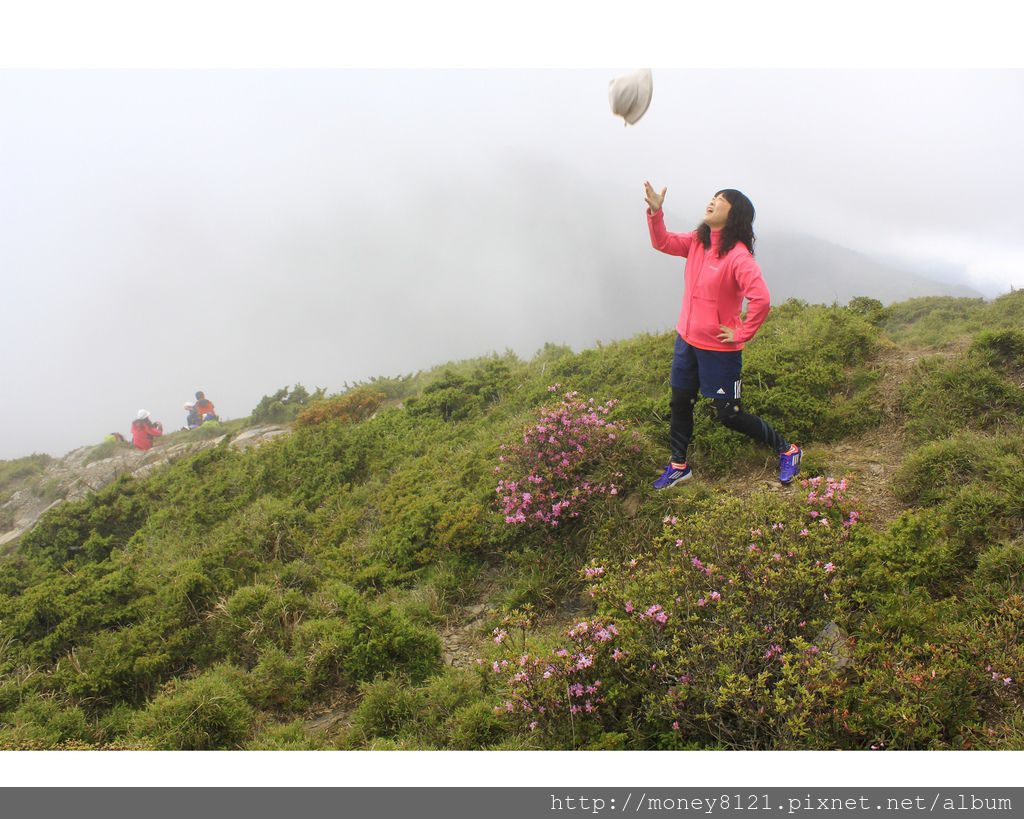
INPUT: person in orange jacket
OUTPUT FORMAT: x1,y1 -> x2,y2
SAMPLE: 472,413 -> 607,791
131,409 -> 163,451
193,391 -> 218,423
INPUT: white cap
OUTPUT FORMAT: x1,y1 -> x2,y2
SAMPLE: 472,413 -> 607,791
137,409 -> 150,420
608,68 -> 653,126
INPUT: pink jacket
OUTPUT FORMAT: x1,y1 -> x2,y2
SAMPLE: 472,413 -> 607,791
647,209 -> 771,352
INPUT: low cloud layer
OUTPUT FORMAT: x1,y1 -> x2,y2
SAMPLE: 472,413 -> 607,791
2,69 -> 1021,459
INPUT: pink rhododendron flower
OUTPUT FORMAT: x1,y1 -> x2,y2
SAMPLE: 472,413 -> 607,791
764,644 -> 783,660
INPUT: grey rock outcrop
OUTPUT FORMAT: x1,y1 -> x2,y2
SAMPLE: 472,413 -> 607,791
814,621 -> 855,669
0,424 -> 289,551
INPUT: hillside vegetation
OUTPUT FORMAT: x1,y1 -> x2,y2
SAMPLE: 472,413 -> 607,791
0,293 -> 1022,750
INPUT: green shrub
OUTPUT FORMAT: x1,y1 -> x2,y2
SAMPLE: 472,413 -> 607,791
53,614 -> 200,706
205,583 -> 309,666
249,385 -> 323,425
245,719 -> 330,750
0,693 -> 90,749
900,355 -> 1024,444
741,302 -> 882,446
244,646 -> 307,712
129,664 -> 254,750
446,698 -> 507,750
841,592 -> 1024,750
847,296 -> 888,325
844,511 -> 957,600
892,433 -> 1024,550
292,592 -> 441,697
344,670 -> 502,749
970,328 -> 1024,372
351,676 -> 423,739
93,702 -> 139,745
17,476 -> 154,566
406,370 -> 485,422
972,539 -> 1024,600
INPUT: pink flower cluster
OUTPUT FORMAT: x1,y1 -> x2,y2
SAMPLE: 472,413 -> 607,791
639,604 -> 669,626
802,476 -> 860,532
495,391 -> 631,528
986,664 -> 1015,686
489,617 -> 621,729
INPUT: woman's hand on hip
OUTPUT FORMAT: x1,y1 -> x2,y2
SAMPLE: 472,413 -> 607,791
644,181 -> 666,212
717,325 -> 736,343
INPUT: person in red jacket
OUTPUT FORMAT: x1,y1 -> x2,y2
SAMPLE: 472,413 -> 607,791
131,409 -> 163,451
644,183 -> 801,488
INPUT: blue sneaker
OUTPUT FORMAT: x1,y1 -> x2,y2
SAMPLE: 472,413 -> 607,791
779,444 -> 802,484
653,462 -> 692,490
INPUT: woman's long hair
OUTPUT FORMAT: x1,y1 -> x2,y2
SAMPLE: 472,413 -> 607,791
695,189 -> 755,257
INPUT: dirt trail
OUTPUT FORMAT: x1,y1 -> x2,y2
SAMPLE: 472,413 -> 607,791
814,343 -> 964,523
737,341 -> 965,527
439,564 -> 503,670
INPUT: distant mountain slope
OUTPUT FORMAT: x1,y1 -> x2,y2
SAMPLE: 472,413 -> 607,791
754,232 -> 982,305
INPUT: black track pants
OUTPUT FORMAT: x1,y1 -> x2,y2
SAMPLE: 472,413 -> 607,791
670,388 -> 789,462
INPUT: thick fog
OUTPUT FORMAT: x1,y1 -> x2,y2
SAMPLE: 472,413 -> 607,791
2,69 -> 1023,460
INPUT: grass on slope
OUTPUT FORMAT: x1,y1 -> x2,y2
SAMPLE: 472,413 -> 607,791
0,295 -> 1022,750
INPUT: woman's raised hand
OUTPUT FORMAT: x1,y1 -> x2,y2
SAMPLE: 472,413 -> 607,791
644,181 -> 667,213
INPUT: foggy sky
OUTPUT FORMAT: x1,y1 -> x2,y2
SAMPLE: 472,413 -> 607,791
2,69 -> 1023,460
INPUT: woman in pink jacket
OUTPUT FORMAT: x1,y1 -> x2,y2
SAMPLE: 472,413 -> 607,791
644,183 -> 801,488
